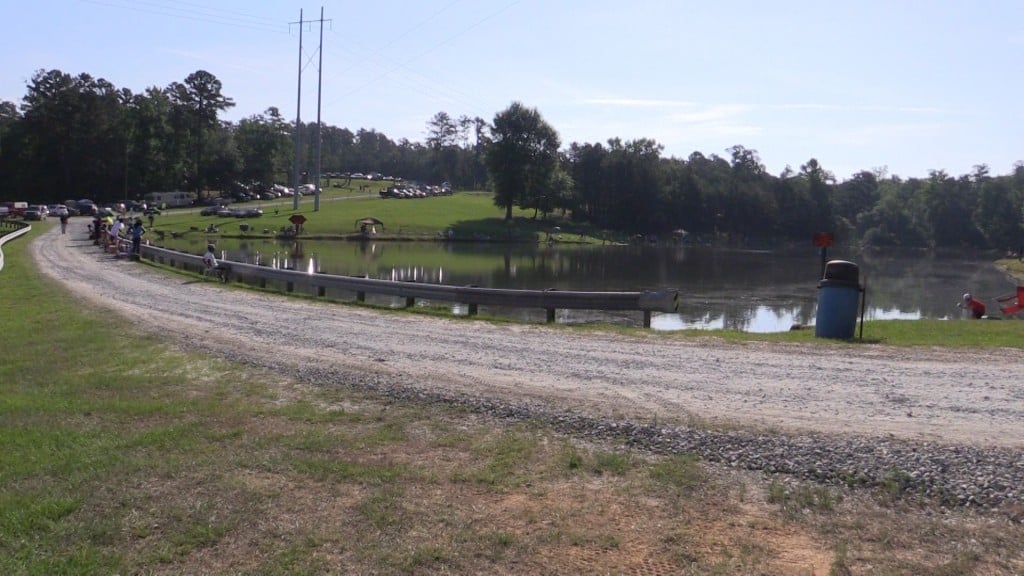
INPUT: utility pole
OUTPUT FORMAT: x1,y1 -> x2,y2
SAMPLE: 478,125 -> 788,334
291,9 -> 304,211
291,8 -> 330,212
314,6 -> 326,212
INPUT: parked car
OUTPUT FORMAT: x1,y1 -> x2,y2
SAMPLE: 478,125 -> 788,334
236,208 -> 263,218
75,199 -> 97,216
200,205 -> 226,216
23,206 -> 46,220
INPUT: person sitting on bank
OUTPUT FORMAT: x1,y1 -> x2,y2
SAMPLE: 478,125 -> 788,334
202,244 -> 228,281
960,292 -> 986,319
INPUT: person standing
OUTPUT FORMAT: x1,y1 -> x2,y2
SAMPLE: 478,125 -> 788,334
107,216 -> 123,250
59,212 -> 69,234
129,218 -> 145,260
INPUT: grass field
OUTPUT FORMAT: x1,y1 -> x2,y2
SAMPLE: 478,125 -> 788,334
4,225 -> 1024,574
150,187 -> 605,244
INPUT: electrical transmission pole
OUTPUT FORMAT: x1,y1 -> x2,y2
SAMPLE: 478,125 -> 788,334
291,9 -> 303,211
314,6 -> 326,212
290,8 -> 331,212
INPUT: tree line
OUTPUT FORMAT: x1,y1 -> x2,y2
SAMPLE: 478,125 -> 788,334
2,68 -> 1022,250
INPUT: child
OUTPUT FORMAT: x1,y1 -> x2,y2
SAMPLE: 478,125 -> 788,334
202,244 -> 227,282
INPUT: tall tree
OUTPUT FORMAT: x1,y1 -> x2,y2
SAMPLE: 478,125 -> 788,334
425,111 -> 459,183
167,70 -> 234,194
19,69 -> 125,200
485,102 -> 560,221
234,107 -> 290,186
0,100 -> 22,192
126,87 -> 185,192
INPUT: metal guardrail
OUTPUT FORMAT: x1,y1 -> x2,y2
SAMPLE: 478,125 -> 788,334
140,244 -> 679,328
0,220 -> 32,272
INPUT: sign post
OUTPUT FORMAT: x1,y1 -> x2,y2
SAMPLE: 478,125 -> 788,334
812,232 -> 834,278
289,214 -> 307,236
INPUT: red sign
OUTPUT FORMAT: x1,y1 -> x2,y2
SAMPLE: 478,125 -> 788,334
289,215 -> 307,226
812,232 -> 834,248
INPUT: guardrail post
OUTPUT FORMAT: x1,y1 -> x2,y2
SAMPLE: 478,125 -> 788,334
286,281 -> 294,293
467,303 -> 478,316
546,308 -> 556,323
643,310 -> 652,328
317,286 -> 325,297
405,296 -> 415,308
356,291 -> 365,302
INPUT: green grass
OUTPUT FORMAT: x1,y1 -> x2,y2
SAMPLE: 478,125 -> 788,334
151,189 -> 602,243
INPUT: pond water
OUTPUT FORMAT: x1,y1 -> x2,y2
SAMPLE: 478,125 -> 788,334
157,235 -> 1019,332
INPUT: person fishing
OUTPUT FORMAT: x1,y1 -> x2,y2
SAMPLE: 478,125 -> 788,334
959,292 -> 986,319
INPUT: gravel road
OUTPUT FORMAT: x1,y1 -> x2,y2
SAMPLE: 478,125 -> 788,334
33,221 -> 1024,448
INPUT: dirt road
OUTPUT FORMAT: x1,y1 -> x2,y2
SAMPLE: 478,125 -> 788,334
32,222 -> 1024,448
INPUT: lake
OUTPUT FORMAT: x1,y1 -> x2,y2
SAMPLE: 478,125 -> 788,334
156,235 -> 1019,332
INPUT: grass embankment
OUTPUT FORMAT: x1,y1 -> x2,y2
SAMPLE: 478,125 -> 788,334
4,227 -> 1024,574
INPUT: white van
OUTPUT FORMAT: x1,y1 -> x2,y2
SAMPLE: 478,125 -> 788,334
144,191 -> 196,208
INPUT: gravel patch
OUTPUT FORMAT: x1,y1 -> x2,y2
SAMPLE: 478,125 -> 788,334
32,221 -> 1024,514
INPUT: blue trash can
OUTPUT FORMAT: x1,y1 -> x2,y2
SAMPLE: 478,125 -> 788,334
815,260 -> 860,339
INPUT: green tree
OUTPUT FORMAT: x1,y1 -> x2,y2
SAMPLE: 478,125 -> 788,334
857,177 -> 926,247
125,87 -> 183,193
167,70 -> 235,195
971,165 -> 1022,249
19,69 -> 126,201
602,138 -> 664,233
234,107 -> 290,186
834,170 -> 880,225
485,102 -> 560,221
0,100 -> 22,192
919,170 -> 984,247
799,158 -> 835,234
425,111 -> 459,183
565,141 -> 609,224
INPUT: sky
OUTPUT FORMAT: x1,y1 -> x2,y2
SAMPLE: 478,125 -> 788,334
3,0 -> 1023,181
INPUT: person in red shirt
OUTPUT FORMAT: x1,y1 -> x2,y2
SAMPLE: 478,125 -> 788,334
961,293 -> 986,319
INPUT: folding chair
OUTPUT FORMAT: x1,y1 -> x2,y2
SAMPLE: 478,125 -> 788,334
997,286 -> 1024,316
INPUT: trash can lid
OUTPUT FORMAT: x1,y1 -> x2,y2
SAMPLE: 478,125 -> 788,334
822,260 -> 859,284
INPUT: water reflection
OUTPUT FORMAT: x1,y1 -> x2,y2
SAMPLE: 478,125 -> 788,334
155,235 -> 1017,332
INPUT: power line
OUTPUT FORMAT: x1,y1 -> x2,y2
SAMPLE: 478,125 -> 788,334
79,0 -> 287,34
321,1 -> 520,117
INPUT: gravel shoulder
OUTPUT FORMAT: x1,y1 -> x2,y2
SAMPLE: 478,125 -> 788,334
33,221 -> 1024,450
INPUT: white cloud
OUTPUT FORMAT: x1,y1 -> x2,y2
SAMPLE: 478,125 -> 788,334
581,97 -> 697,108
668,104 -> 754,124
775,103 -> 948,115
